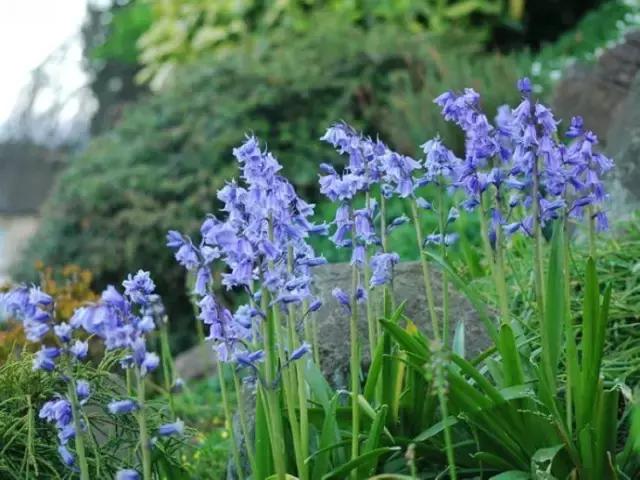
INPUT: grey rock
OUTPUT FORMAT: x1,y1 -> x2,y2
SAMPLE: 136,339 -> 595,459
174,339 -> 217,381
553,29 -> 640,146
606,73 -> 640,213
225,260 -> 492,478
312,261 -> 492,387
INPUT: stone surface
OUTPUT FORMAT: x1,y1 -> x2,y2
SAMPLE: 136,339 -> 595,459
606,73 -> 640,212
312,261 -> 492,387
174,261 -> 492,386
553,29 -> 640,145
174,339 -> 217,381
222,260 -> 492,478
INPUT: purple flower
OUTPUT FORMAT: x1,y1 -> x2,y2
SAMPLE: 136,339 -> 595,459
416,198 -> 432,210
39,398 -> 72,429
235,350 -> 265,368
123,270 -> 156,305
332,288 -> 351,313
116,469 -> 140,480
108,399 -> 138,415
517,77 -> 532,95
140,352 -> 159,376
29,287 -> 53,306
70,340 -> 89,360
370,252 -> 400,288
58,445 -> 75,467
33,346 -> 61,372
54,322 -> 72,343
425,234 -> 459,246
158,419 -> 185,437
308,299 -> 322,313
289,342 -> 311,362
76,380 -> 90,402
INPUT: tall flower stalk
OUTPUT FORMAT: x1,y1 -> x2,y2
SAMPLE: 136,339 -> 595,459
168,136 -> 325,479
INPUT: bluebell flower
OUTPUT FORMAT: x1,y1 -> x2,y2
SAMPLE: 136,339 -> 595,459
58,445 -> 75,467
289,342 -> 311,362
369,252 -> 400,288
387,215 -> 409,233
332,288 -> 351,313
54,322 -> 72,343
116,469 -> 140,480
157,419 -> 184,437
308,299 -> 322,313
122,270 -> 156,305
76,380 -> 90,403
416,198 -> 432,210
425,234 -> 459,246
108,399 -> 138,415
33,346 -> 61,372
58,423 -> 76,445
39,398 -> 72,429
70,340 -> 89,360
235,350 -> 265,369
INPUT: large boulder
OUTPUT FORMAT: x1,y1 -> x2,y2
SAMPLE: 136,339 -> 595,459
553,29 -> 640,145
606,73 -> 640,213
175,261 -> 492,384
312,261 -> 492,387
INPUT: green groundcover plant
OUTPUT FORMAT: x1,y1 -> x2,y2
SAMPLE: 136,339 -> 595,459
3,77 -> 640,479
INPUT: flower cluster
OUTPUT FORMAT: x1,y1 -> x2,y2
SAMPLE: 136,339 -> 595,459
0,284 -> 92,469
433,77 -> 614,239
70,270 -> 160,376
168,136 -> 323,365
0,271 -> 181,476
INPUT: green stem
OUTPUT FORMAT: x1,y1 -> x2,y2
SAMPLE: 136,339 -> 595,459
233,370 -> 256,475
67,379 -> 90,480
282,303 -> 305,479
532,157 -> 546,321
437,185 -> 450,344
479,198 -> 510,324
410,198 -> 440,342
159,321 -> 176,415
312,312 -> 320,368
295,356 -> 310,480
261,302 -> 288,479
363,193 -> 377,361
562,219 -> 576,436
349,208 -> 361,479
435,361 -> 457,480
219,364 -> 243,478
135,368 -> 152,480
587,206 -> 597,260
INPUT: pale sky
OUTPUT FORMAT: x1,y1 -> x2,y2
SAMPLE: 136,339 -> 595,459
0,0 -> 90,124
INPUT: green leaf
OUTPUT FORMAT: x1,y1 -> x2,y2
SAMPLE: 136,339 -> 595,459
358,405 -> 389,477
255,390 -> 273,480
530,444 -> 563,478
379,319 -> 429,360
497,324 -> 524,388
452,321 -> 465,358
321,447 -> 401,480
541,222 -> 565,395
305,361 -> 332,409
425,251 -> 499,343
490,471 -> 531,480
413,416 -> 459,442
312,395 -> 343,479
364,335 -> 385,401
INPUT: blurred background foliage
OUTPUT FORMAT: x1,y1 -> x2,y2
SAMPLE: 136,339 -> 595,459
11,0 -> 640,351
